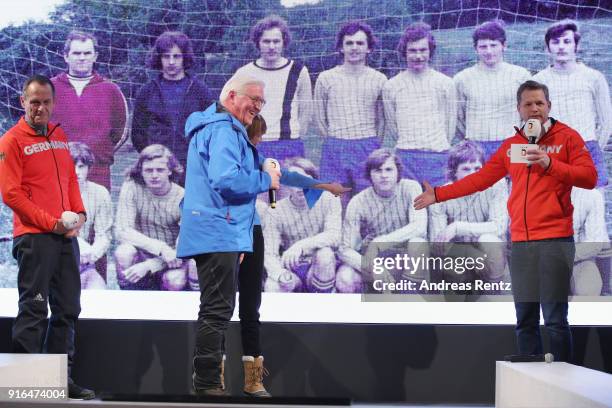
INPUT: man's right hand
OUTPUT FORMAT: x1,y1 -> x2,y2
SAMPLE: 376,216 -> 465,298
413,181 -> 436,210
267,169 -> 281,190
52,219 -> 69,235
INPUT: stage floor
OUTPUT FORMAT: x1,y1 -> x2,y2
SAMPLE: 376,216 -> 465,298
0,401 -> 493,408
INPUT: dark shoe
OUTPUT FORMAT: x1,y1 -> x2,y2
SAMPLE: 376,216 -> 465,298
68,382 -> 95,400
192,369 -> 227,396
195,386 -> 227,396
193,356 -> 224,394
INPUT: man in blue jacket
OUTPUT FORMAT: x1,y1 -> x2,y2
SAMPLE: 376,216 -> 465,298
177,75 -> 280,396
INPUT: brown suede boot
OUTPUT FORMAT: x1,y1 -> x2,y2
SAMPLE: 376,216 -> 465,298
242,356 -> 271,397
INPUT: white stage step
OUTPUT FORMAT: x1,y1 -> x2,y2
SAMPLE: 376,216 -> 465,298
496,361 -> 612,407
0,353 -> 67,401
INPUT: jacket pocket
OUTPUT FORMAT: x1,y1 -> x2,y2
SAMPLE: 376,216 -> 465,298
540,190 -> 566,219
219,207 -> 237,225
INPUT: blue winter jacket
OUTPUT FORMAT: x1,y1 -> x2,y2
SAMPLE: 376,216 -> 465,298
177,103 -> 271,257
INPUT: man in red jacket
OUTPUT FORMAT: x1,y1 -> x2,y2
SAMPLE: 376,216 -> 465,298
0,75 -> 94,399
414,80 -> 597,362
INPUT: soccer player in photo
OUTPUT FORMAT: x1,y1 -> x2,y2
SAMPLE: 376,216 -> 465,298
234,15 -> 312,162
337,148 -> 427,293
314,21 -> 387,206
383,22 -> 456,187
263,157 -> 342,293
570,187 -> 610,295
69,142 -> 112,289
131,31 -> 212,169
453,20 -> 531,159
51,30 -> 128,190
534,19 -> 612,187
429,141 -> 509,288
114,144 -> 196,290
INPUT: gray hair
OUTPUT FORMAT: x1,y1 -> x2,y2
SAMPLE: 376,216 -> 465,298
219,75 -> 265,102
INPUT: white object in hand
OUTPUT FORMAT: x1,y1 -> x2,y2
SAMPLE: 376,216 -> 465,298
263,158 -> 280,175
524,118 -> 542,141
61,211 -> 79,230
263,158 -> 281,208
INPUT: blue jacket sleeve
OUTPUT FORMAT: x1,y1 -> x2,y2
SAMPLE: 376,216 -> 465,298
280,170 -> 329,209
259,150 -> 327,208
206,126 -> 271,199
280,170 -> 319,189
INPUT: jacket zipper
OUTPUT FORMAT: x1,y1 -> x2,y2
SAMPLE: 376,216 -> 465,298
523,164 -> 532,241
516,121 -> 557,241
45,125 -> 65,211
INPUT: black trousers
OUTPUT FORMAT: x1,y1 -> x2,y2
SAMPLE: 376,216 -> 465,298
11,233 -> 81,375
193,250 -> 240,388
510,237 -> 575,362
238,225 -> 264,357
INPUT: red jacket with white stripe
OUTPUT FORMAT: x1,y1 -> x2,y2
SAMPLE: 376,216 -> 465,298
435,120 -> 597,242
0,117 -> 85,237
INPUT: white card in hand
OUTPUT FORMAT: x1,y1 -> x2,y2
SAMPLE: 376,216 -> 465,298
510,144 -> 532,164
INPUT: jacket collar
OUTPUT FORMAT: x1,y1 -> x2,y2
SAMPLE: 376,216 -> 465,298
17,117 -> 61,138
55,71 -> 104,85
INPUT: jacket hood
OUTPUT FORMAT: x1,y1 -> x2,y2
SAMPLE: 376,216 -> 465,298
185,102 -> 247,139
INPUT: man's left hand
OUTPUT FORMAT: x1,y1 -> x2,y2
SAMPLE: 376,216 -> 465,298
525,146 -> 550,169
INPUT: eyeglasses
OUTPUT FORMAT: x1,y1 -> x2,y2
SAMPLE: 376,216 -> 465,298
236,92 -> 266,108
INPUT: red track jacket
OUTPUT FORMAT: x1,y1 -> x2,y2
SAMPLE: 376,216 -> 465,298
435,120 -> 597,242
0,118 -> 85,237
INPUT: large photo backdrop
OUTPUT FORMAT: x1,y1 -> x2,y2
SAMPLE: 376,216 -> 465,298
0,0 -> 610,320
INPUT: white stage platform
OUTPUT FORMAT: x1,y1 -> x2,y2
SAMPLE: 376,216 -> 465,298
496,361 -> 612,407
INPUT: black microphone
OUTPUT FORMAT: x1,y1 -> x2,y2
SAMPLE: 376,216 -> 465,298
268,189 -> 276,208
263,158 -> 280,209
504,353 -> 554,363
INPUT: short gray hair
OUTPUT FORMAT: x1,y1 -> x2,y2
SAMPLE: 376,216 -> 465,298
219,75 -> 265,102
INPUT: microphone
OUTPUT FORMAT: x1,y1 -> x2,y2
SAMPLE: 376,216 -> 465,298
524,118 -> 541,145
263,158 -> 280,208
504,353 -> 554,363
523,119 -> 541,167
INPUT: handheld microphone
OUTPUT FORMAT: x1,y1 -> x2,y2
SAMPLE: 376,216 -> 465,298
524,118 -> 541,145
523,119 -> 541,167
263,158 -> 280,208
504,353 -> 554,363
